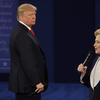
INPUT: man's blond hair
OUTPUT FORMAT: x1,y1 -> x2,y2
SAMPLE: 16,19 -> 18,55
94,28 -> 100,37
17,3 -> 37,17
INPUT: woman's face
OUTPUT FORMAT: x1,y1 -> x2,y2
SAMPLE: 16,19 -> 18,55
94,35 -> 100,54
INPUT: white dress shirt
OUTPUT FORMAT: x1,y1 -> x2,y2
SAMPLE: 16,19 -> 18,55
90,57 -> 100,89
18,20 -> 31,30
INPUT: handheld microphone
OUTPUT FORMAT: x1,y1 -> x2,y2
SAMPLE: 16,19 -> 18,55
83,48 -> 95,66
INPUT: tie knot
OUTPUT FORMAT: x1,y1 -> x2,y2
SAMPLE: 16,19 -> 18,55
29,29 -> 35,37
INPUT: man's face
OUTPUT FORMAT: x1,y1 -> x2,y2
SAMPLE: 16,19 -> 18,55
22,10 -> 36,27
94,35 -> 100,54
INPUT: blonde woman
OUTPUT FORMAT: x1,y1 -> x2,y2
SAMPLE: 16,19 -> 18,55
77,29 -> 100,100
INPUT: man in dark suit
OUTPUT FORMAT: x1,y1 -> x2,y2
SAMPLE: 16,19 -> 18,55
9,3 -> 48,100
77,29 -> 100,100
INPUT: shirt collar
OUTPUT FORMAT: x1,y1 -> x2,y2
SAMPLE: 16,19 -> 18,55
18,20 -> 31,30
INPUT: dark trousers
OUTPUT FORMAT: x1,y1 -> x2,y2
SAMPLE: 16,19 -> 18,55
92,81 -> 100,100
88,88 -> 93,100
16,93 -> 41,100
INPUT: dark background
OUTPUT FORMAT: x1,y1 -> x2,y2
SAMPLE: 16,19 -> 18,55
54,0 -> 95,82
0,0 -> 100,83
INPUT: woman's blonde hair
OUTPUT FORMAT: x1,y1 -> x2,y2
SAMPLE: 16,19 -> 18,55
94,28 -> 100,37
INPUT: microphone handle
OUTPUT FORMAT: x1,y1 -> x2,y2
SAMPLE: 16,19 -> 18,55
83,50 -> 95,66
83,52 -> 91,66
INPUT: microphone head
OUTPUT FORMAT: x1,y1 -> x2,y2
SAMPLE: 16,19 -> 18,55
83,47 -> 95,66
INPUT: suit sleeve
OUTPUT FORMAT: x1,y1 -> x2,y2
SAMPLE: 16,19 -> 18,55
15,33 -> 40,85
82,71 -> 91,87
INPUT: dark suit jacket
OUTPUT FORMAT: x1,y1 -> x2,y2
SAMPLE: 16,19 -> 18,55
83,54 -> 98,87
9,22 -> 48,94
83,55 -> 100,100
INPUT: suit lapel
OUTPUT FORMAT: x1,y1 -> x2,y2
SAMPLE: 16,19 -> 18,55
18,22 -> 40,47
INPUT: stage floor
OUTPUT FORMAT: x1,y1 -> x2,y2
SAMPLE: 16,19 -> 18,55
0,82 -> 90,100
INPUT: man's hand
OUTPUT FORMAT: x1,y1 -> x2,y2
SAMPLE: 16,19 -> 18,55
35,83 -> 44,93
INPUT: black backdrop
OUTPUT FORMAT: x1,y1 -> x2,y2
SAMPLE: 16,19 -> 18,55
54,0 -> 95,82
